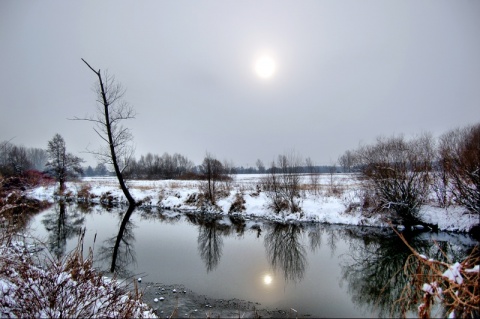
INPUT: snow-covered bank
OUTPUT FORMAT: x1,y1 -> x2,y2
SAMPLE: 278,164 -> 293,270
28,174 -> 478,232
0,240 -> 157,318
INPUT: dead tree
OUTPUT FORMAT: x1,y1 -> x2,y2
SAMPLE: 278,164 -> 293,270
74,59 -> 136,206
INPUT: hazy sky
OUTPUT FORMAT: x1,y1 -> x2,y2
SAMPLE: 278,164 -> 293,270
1,1 -> 479,167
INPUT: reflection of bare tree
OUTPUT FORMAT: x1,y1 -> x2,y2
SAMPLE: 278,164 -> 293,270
340,231 -> 471,317
98,205 -> 136,277
138,209 -> 182,224
41,201 -> 85,259
264,223 -> 306,282
197,217 -> 224,272
307,226 -> 323,253
326,229 -> 338,256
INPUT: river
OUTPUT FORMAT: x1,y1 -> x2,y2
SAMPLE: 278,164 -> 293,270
25,202 -> 478,318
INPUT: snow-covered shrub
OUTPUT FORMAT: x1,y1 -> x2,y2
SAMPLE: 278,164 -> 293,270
0,235 -> 157,318
229,192 -> 246,213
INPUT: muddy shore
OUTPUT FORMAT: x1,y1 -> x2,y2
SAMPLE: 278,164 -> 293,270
137,281 -> 299,318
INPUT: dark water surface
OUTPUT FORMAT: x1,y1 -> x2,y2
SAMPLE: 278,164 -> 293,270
26,203 -> 478,318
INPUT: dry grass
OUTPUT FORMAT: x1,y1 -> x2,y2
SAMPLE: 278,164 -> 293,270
394,228 -> 479,318
0,228 -> 156,318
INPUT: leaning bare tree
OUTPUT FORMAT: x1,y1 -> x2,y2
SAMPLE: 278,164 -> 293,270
74,59 -> 136,206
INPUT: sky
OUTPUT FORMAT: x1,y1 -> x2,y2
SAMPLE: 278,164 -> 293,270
1,1 -> 479,167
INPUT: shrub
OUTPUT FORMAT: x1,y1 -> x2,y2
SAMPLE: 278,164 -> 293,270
229,192 -> 246,213
354,135 -> 434,226
438,123 -> 480,217
261,153 -> 303,215
0,233 -> 156,318
76,183 -> 92,201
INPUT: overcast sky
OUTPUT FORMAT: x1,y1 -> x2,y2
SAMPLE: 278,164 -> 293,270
1,1 -> 479,167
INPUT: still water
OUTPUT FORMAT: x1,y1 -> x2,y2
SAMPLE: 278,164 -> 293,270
26,202 -> 478,318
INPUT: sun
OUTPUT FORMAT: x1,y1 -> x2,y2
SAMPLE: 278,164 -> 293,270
254,56 -> 276,79
263,274 -> 273,285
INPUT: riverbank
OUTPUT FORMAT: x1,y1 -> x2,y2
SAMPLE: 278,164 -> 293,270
137,281 -> 296,318
28,174 -> 478,233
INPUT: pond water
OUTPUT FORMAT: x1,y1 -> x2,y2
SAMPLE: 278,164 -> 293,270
25,202 -> 478,318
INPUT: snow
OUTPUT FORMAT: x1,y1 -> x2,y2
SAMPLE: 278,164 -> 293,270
465,265 -> 479,273
442,262 -> 463,284
0,240 -> 157,318
26,173 -> 478,232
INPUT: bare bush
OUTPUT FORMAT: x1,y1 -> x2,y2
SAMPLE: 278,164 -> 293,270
229,192 -> 246,213
262,152 -> 303,215
396,230 -> 479,319
354,134 -> 434,226
305,157 -> 320,195
438,123 -> 480,217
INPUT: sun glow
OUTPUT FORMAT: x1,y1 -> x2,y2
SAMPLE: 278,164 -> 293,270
254,56 -> 276,79
263,274 -> 273,285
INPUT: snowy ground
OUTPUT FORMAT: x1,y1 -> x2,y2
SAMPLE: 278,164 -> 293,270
28,173 -> 478,232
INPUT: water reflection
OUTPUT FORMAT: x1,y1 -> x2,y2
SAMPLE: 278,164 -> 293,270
340,228 -> 475,317
196,215 -> 227,272
41,201 -> 85,259
98,204 -> 137,276
28,205 -> 479,318
264,223 -> 307,282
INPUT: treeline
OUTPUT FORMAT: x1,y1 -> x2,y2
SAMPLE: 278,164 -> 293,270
124,153 -> 195,180
0,140 -> 48,176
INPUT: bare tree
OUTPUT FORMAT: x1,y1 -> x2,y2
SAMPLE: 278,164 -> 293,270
200,153 -> 224,204
27,148 -> 48,171
45,134 -> 83,193
74,59 -> 136,205
338,150 -> 355,173
256,159 -> 266,174
0,140 -> 14,175
7,145 -> 31,175
354,134 -> 433,226
222,159 -> 236,192
438,123 -> 480,217
305,157 -> 320,195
